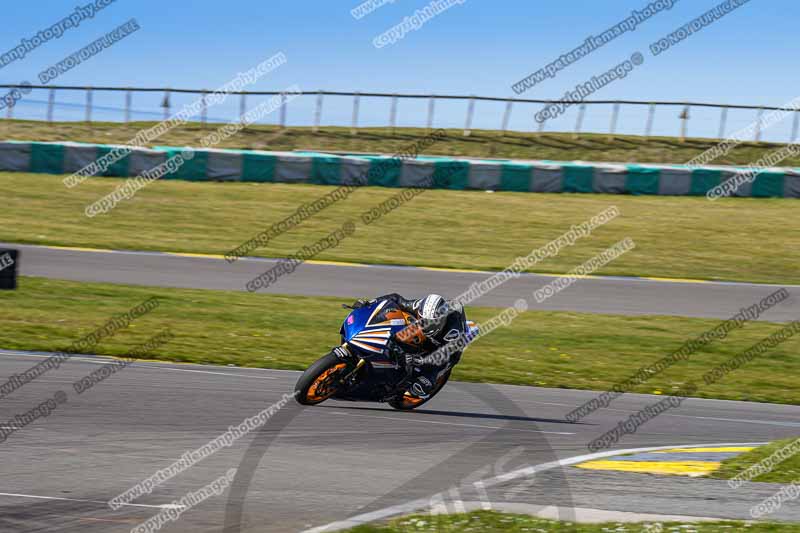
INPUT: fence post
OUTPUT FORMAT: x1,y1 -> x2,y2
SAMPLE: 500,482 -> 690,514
608,103 -> 620,140
351,91 -> 360,135
6,86 -> 13,119
201,89 -> 208,127
717,106 -> 728,139
280,92 -> 287,129
313,90 -> 323,133
427,95 -> 436,131
125,89 -> 131,123
792,111 -> 800,143
537,104 -> 548,133
501,99 -> 513,133
389,93 -> 398,134
161,90 -> 171,121
645,103 -> 655,138
239,93 -> 246,126
679,105 -> 690,142
85,87 -> 93,123
573,103 -> 586,139
47,88 -> 55,123
755,106 -> 765,143
463,96 -> 475,136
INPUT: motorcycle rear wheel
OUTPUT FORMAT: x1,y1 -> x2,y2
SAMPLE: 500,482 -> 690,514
388,370 -> 451,411
295,352 -> 348,406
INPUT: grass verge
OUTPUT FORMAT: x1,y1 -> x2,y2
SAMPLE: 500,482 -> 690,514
2,173 -> 799,284
345,510 -> 800,532
4,120 -> 800,166
712,438 -> 800,484
3,277 -> 800,405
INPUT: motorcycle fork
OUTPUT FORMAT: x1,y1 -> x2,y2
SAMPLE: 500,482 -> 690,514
340,357 -> 365,383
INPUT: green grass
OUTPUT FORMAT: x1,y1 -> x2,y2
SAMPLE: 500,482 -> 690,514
4,120 -> 800,166
712,438 -> 800,484
3,173 -> 800,284
345,510 -> 800,532
3,277 -> 800,405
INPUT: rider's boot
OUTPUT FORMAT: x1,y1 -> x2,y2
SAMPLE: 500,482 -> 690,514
407,376 -> 433,400
405,369 -> 435,400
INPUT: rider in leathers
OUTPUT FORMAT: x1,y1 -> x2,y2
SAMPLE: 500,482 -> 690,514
358,293 -> 467,399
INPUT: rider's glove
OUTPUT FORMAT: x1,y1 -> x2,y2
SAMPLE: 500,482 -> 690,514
386,338 -> 405,361
387,339 -> 420,370
392,341 -> 424,367
404,353 -> 425,368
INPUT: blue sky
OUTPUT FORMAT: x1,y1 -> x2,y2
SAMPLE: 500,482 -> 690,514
3,0 -> 797,140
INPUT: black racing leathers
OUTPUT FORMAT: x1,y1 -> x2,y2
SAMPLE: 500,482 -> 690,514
372,293 -> 467,398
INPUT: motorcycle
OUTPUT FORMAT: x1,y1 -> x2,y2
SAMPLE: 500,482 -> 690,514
295,298 -> 478,410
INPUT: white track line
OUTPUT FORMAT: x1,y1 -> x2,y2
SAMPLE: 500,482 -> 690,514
302,442 -> 766,533
0,491 -> 183,510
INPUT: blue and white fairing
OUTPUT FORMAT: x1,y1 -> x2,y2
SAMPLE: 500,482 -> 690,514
340,299 -> 410,357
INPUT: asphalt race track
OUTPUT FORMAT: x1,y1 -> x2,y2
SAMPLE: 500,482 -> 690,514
1,350 -> 800,532
6,243 -> 800,321
3,242 -> 800,531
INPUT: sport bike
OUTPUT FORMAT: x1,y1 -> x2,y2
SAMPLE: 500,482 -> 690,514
295,299 -> 478,410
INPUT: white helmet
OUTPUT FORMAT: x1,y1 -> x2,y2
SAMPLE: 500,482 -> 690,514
416,294 -> 449,337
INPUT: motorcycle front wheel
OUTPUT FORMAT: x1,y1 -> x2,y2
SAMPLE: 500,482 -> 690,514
295,352 -> 349,406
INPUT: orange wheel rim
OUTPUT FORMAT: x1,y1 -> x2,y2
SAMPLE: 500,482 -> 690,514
307,363 -> 346,402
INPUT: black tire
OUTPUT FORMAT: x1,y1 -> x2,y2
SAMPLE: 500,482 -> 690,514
388,370 -> 451,411
295,352 -> 349,406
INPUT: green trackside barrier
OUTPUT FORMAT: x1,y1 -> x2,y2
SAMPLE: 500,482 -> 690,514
563,164 -> 594,193
157,147 -> 208,181
689,168 -> 722,196
499,162 -> 533,192
432,160 -> 470,190
310,155 -> 342,186
96,145 -> 131,177
625,165 -> 661,195
29,142 -> 65,174
365,157 -> 402,187
241,151 -> 277,182
4,141 -> 798,198
751,171 -> 785,198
